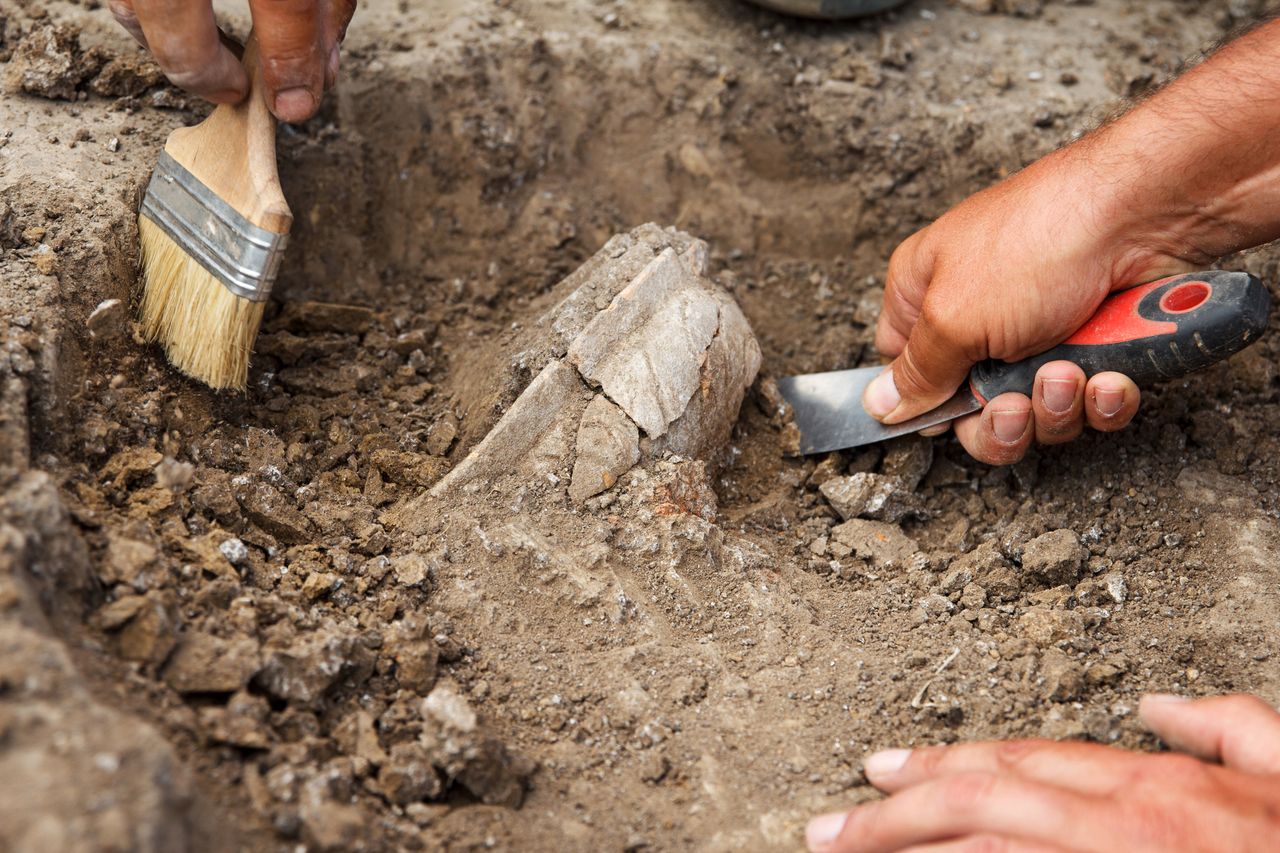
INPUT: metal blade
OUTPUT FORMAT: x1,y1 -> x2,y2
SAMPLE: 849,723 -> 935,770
776,367 -> 981,454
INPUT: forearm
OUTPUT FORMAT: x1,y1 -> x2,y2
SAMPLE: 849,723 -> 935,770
1078,18 -> 1280,266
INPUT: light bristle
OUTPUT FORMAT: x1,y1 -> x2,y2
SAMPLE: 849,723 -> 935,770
138,216 -> 266,391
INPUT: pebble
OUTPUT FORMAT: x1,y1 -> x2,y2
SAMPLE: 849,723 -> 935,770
162,632 -> 261,693
1021,529 -> 1086,586
219,538 -> 250,566
819,473 -> 924,523
86,298 -> 127,339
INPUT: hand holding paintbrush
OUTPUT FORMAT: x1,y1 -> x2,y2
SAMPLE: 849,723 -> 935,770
136,34 -> 290,391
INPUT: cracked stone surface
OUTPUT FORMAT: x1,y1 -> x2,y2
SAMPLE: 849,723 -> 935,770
568,248 -> 721,439
416,225 -> 761,506
570,395 -> 641,504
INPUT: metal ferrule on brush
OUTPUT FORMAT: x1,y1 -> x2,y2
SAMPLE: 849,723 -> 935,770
139,152 -> 287,302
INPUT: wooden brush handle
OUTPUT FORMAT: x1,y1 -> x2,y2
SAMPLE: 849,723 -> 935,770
163,33 -> 291,235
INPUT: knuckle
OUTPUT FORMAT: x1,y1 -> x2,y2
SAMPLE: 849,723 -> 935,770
1118,798 -> 1189,848
150,38 -> 220,79
841,802 -> 885,845
1137,754 -> 1210,789
910,746 -> 947,776
941,772 -> 999,813
107,0 -> 137,24
991,739 -> 1042,772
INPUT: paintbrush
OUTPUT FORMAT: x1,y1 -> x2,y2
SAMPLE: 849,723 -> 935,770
137,33 -> 290,391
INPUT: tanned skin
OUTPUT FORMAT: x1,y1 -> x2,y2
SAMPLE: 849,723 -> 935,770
810,20 -> 1280,853
108,0 -> 356,123
863,19 -> 1280,466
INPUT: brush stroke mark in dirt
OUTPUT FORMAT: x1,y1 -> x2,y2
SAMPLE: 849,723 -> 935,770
3,0 -> 1280,850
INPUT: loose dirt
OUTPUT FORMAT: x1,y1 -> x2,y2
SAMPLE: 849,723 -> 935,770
3,0 -> 1280,851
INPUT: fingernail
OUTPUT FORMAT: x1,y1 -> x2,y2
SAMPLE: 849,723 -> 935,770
1095,386 -> 1124,417
992,408 -> 1028,443
1042,378 -> 1076,414
1144,693 -> 1192,705
864,369 -> 901,420
863,748 -> 911,781
805,812 -> 849,851
274,87 -> 315,121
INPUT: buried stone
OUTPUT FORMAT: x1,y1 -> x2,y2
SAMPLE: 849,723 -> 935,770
394,226 -> 761,515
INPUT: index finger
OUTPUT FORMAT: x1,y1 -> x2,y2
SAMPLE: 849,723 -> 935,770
863,739 -> 1140,797
875,230 -> 934,359
132,0 -> 247,102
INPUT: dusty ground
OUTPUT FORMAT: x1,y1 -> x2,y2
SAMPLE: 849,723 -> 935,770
4,0 -> 1280,850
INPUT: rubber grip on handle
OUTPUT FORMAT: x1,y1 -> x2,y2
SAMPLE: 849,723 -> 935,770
969,271 -> 1271,403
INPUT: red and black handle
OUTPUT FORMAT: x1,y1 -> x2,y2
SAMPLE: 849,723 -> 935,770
969,271 -> 1272,403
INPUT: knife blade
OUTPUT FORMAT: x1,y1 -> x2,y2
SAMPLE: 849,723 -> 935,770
778,270 -> 1272,454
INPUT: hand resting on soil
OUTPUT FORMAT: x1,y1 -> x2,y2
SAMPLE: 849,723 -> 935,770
808,693 -> 1280,853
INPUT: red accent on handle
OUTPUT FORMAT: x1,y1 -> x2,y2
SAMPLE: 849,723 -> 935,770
1062,277 -> 1183,346
1160,281 -> 1212,313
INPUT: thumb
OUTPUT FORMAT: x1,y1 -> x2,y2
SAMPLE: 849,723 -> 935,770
250,0 -> 325,122
1140,694 -> 1280,775
863,310 -> 976,424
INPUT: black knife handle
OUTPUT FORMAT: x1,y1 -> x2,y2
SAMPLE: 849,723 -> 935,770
969,271 -> 1271,403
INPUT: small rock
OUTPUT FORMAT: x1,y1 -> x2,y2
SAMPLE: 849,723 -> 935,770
917,593 -> 954,620
163,632 -> 261,693
236,482 -> 314,545
820,473 -> 924,523
114,593 -> 177,665
805,455 -> 845,489
880,435 -> 933,491
2,25 -> 91,100
425,413 -> 459,456
333,710 -> 387,767
1040,649 -> 1084,701
370,449 -> 449,488
389,553 -> 433,587
199,691 -> 272,749
377,743 -> 443,805
569,395 -> 641,503
255,629 -> 373,704
154,457 -> 195,491
420,680 -> 533,808
299,764 -> 365,852
950,542 -> 1021,602
1085,660 -> 1126,688
1022,529 -> 1085,586
1019,606 -> 1087,645
300,570 -> 340,601
959,583 -> 987,610
829,519 -> 918,568
219,538 -> 250,566
385,615 -> 440,692
938,565 -> 973,595
639,752 -> 669,784
86,298 -> 127,340
101,533 -> 159,588
1104,572 -> 1127,604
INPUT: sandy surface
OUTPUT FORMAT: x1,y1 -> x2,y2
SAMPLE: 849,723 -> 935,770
2,0 -> 1280,850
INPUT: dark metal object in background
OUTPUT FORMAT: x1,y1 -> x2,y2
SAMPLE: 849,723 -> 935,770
744,0 -> 910,19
